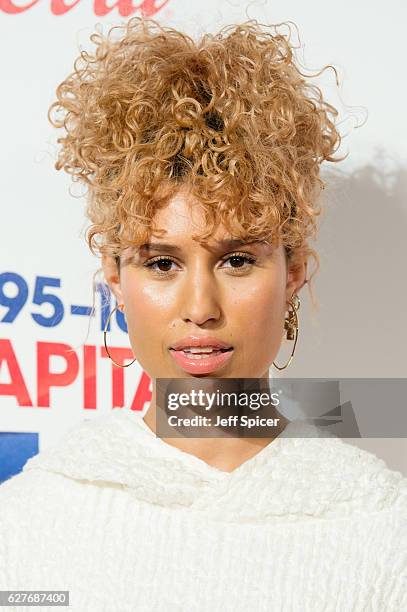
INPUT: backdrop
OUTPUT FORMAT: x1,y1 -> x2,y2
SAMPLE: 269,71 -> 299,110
1,0 -> 406,481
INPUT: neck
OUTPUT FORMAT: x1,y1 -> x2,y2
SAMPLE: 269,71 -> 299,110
142,376 -> 290,473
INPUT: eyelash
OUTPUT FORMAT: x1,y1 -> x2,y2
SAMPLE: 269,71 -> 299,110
143,252 -> 257,276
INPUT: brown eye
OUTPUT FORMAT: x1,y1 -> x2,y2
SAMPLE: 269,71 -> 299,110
143,252 -> 256,277
221,252 -> 256,272
229,256 -> 247,268
155,259 -> 173,272
143,257 -> 178,275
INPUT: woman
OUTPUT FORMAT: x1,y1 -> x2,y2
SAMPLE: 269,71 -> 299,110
1,17 -> 406,612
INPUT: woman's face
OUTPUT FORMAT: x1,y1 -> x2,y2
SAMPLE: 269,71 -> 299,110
103,187 -> 306,379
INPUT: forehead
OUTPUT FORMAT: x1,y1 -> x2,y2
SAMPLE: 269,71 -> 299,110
138,189 -> 275,257
134,185 -> 278,257
151,188 -> 224,241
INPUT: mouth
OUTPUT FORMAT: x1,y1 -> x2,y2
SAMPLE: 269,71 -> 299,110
168,347 -> 234,374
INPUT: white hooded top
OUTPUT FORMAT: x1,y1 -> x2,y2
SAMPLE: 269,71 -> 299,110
0,407 -> 406,611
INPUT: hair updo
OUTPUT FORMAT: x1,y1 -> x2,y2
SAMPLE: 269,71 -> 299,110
48,16 -> 344,302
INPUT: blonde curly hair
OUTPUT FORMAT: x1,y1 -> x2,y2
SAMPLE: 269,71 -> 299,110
48,17 -> 344,302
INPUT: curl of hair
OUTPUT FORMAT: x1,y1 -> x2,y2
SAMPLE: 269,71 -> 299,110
48,17 -> 345,305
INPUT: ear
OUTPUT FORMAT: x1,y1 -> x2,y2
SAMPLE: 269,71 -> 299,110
285,259 -> 307,303
102,255 -> 124,306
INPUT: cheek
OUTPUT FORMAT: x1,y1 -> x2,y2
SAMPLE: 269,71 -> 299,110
123,283 -> 169,337
229,283 -> 286,370
120,279 -> 174,370
122,268 -> 168,310
231,284 -> 285,334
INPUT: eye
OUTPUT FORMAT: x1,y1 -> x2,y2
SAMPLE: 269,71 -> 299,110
143,256 -> 179,276
221,252 -> 257,273
142,252 -> 257,277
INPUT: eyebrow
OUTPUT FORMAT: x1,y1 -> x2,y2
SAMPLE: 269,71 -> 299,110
138,239 -> 268,254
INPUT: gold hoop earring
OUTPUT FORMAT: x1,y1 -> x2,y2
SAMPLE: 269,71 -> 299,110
272,294 -> 300,371
103,304 -> 137,368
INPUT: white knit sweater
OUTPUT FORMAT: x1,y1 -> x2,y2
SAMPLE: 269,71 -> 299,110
0,408 -> 406,611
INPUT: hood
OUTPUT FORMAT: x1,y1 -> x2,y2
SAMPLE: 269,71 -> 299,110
23,408 -> 407,522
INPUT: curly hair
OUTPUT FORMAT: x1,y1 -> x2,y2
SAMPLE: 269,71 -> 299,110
48,17 -> 344,302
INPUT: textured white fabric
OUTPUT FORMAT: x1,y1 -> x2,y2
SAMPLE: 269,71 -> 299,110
0,407 -> 406,611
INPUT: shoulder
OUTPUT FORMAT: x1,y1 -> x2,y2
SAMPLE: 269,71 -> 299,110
226,427 -> 407,522
18,411 -> 136,478
292,433 -> 407,516
0,470 -> 75,586
0,468 -> 82,526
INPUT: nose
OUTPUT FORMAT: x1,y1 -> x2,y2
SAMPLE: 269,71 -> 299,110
179,263 -> 222,326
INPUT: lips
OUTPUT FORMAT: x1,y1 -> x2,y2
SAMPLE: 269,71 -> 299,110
170,336 -> 233,351
169,336 -> 234,374
169,347 -> 234,374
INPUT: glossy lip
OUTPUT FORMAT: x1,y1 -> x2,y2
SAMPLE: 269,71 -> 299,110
170,335 -> 233,351
169,346 -> 234,375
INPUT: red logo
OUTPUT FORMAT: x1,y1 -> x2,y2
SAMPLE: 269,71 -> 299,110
0,0 -> 171,17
